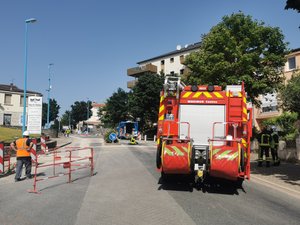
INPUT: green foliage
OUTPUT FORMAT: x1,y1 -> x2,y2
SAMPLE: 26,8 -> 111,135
285,0 -> 300,12
60,110 -> 71,127
99,88 -> 129,128
69,100 -> 92,128
104,129 -> 118,143
183,13 -> 288,106
42,99 -> 60,126
280,73 -> 300,118
128,73 -> 164,134
262,112 -> 299,141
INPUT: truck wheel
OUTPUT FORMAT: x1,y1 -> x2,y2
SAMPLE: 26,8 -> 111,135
156,144 -> 162,169
190,146 -> 195,173
240,148 -> 245,172
236,178 -> 244,188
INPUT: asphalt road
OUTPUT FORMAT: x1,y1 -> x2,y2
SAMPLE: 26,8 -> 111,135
0,136 -> 299,225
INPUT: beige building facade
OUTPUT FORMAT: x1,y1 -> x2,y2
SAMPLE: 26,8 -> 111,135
253,48 -> 300,129
0,83 -> 42,127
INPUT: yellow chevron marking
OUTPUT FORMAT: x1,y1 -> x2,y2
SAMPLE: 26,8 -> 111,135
212,148 -> 222,156
238,92 -> 242,97
192,92 -> 202,98
171,146 -> 184,156
216,150 -> 232,159
159,115 -> 164,121
214,92 -> 223,98
183,92 -> 192,98
243,97 -> 247,103
160,96 -> 164,102
182,146 -> 188,153
203,92 -> 212,98
164,146 -> 173,156
226,92 -> 232,97
228,152 -> 239,161
243,117 -> 247,122
159,105 -> 165,113
243,107 -> 247,114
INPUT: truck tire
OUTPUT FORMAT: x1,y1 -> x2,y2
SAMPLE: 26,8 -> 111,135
240,148 -> 245,172
156,144 -> 162,169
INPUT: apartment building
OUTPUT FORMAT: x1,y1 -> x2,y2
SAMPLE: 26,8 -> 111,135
0,83 -> 42,126
253,48 -> 300,128
127,42 -> 201,88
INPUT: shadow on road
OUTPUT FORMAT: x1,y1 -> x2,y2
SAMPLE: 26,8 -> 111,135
157,174 -> 243,195
250,161 -> 300,187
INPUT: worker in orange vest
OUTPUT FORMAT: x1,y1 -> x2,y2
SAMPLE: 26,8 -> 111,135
10,130 -> 34,182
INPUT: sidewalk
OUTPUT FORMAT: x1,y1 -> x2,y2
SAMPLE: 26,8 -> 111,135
250,152 -> 300,196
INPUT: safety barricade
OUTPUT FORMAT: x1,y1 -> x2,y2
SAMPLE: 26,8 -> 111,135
28,146 -> 94,194
0,142 -> 13,174
40,136 -> 48,154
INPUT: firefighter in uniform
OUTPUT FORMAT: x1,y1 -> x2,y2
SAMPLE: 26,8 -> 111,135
258,128 -> 271,167
270,128 -> 280,166
10,130 -> 34,182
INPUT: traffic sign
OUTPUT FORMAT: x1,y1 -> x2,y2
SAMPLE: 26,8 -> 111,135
109,133 -> 117,141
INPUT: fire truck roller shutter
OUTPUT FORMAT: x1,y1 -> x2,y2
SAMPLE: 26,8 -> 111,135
179,105 -> 226,146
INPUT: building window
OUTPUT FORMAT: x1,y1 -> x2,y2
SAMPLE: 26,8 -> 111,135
180,55 -> 184,64
170,58 -> 174,63
261,105 -> 278,113
288,57 -> 296,70
180,69 -> 184,75
3,114 -> 12,126
4,94 -> 12,105
170,71 -> 175,75
161,60 -> 165,65
20,95 -> 28,107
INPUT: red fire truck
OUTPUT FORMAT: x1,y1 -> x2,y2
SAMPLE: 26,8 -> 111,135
156,75 -> 252,185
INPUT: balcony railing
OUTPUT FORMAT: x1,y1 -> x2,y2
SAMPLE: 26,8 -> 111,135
127,64 -> 157,77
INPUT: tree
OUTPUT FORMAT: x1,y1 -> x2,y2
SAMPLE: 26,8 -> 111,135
70,100 -> 92,128
128,73 -> 164,134
285,0 -> 300,13
42,98 -> 60,127
183,13 -> 288,106
98,88 -> 129,128
61,110 -> 72,128
280,73 -> 300,118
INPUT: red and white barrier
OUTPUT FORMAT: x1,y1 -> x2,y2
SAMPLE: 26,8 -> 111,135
40,136 -> 48,154
28,146 -> 94,194
30,139 -> 37,163
0,143 -> 4,174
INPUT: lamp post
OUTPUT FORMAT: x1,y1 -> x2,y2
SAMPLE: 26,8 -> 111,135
86,98 -> 90,134
22,18 -> 37,135
46,63 -> 54,129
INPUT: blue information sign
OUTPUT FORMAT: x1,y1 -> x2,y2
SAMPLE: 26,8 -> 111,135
109,133 -> 117,141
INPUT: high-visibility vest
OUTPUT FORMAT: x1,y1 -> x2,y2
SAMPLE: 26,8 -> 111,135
260,134 -> 270,147
16,138 -> 31,157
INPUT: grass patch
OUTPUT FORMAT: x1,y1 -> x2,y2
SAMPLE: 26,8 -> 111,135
0,126 -> 22,143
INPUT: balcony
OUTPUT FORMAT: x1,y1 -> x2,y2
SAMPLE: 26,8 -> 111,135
127,80 -> 138,89
127,64 -> 157,77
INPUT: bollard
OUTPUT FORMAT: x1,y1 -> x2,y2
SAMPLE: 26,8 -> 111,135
154,135 -> 156,142
144,135 -> 147,142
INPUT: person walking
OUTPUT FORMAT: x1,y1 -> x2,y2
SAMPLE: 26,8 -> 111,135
10,130 -> 34,182
270,128 -> 280,166
258,128 -> 271,167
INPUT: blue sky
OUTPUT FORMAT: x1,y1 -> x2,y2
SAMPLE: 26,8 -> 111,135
0,0 -> 299,116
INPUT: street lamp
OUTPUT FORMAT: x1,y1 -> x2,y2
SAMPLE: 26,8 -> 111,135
22,18 -> 37,135
46,63 -> 54,129
86,98 -> 90,134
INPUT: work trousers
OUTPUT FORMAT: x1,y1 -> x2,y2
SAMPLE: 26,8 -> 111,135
271,146 -> 280,165
258,146 -> 271,166
15,157 -> 32,180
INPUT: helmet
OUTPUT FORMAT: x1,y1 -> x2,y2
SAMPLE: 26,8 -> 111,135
23,130 -> 30,136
